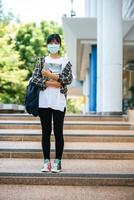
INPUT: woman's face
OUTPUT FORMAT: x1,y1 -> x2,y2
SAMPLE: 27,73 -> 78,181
47,39 -> 60,54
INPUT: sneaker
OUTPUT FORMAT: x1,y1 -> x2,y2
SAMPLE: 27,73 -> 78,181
51,159 -> 62,173
41,159 -> 51,172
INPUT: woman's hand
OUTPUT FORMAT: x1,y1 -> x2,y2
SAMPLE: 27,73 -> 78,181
45,80 -> 62,88
42,69 -> 59,80
42,69 -> 52,78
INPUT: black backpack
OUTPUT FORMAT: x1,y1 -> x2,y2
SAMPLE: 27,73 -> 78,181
25,80 -> 40,117
25,57 -> 44,117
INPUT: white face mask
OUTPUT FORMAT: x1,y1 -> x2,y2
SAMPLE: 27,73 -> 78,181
47,44 -> 60,54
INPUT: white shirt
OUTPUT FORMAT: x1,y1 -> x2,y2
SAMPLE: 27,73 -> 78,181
39,56 -> 69,111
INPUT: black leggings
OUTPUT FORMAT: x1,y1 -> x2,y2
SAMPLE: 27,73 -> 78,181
39,108 -> 66,160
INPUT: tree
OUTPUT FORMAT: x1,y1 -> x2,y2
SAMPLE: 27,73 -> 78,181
0,0 -> 66,105
0,20 -> 65,105
14,23 -> 45,78
15,21 -> 65,79
0,22 -> 28,104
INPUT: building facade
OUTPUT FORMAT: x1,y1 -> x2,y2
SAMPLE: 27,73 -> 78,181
62,0 -> 134,115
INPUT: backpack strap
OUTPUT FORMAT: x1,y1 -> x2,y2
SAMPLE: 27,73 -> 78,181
40,56 -> 45,70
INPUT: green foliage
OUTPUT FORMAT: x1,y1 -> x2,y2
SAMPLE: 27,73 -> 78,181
15,23 -> 45,77
0,0 -> 65,105
66,99 -> 82,114
15,21 -> 65,78
128,86 -> 134,109
0,21 -> 28,104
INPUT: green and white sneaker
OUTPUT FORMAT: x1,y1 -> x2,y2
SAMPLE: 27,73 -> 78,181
51,159 -> 62,173
41,159 -> 51,172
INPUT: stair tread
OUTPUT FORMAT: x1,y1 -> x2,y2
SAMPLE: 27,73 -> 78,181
0,113 -> 127,117
0,158 -> 134,175
0,120 -> 130,125
0,185 -> 134,200
0,129 -> 133,136
0,158 -> 134,174
0,141 -> 134,151
0,159 -> 134,186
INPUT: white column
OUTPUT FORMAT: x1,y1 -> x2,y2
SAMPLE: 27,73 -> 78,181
97,0 -> 123,114
97,0 -> 103,113
85,0 -> 97,17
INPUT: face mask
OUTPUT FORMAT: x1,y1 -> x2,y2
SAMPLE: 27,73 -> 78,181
47,44 -> 60,54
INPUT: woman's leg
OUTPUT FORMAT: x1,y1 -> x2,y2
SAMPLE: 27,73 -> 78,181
53,108 -> 66,159
38,108 -> 52,160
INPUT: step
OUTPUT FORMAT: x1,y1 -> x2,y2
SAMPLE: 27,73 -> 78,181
0,113 -> 127,121
1,185 -> 134,200
0,104 -> 25,114
0,129 -> 134,142
0,141 -> 134,159
0,159 -> 134,186
0,120 -> 131,130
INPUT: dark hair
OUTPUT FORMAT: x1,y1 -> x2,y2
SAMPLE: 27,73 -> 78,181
47,34 -> 61,46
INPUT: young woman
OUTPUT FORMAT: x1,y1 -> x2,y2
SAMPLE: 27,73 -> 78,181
31,34 -> 73,173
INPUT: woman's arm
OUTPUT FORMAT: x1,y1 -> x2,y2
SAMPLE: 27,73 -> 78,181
58,61 -> 73,85
41,61 -> 73,85
31,57 -> 48,90
46,80 -> 62,88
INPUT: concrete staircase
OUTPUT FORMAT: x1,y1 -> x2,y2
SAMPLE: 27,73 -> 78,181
0,114 -> 134,200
